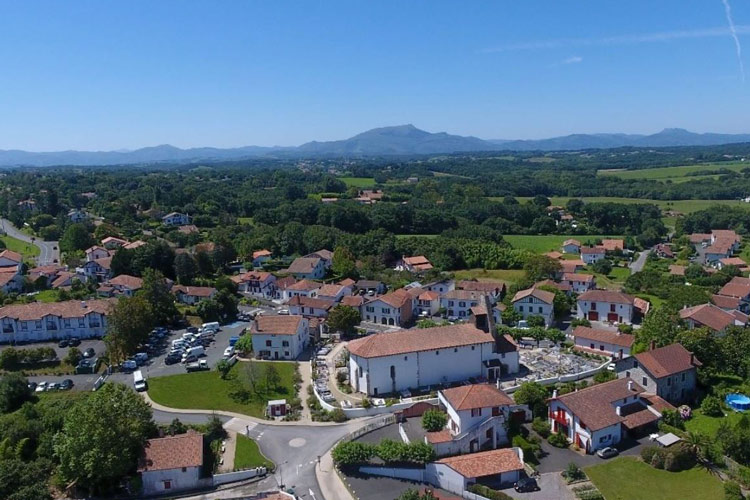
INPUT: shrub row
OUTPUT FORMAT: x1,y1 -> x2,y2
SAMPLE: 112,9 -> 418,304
332,439 -> 436,466
640,444 -> 694,472
467,483 -> 513,500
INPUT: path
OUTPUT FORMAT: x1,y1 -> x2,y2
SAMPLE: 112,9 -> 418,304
299,360 -> 313,421
629,247 -> 652,274
0,218 -> 59,265
325,341 -> 363,403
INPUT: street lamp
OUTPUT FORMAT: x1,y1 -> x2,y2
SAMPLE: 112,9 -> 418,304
277,460 -> 289,489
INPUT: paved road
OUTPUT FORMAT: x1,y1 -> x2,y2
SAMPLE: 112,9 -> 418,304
628,248 -> 651,274
0,218 -> 59,265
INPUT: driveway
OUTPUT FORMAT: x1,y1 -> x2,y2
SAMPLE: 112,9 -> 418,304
504,473 -> 574,500
629,248 -> 651,274
0,218 -> 59,265
534,433 -> 649,473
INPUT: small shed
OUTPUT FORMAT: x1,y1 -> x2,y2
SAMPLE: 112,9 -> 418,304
267,399 -> 288,418
656,433 -> 681,448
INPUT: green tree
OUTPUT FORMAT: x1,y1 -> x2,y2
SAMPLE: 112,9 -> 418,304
700,395 -> 723,417
331,441 -> 375,465
138,268 -> 178,325
234,335 -> 253,355
54,383 -> 154,493
421,409 -> 447,432
327,305 -> 361,335
332,246 -> 357,278
63,347 -> 82,366
166,418 -> 187,436
59,224 -> 94,254
216,359 -> 232,380
265,364 -> 281,390
523,255 -> 561,282
514,382 -> 549,418
104,296 -> 154,364
592,258 -> 613,275
174,253 -> 198,285
0,373 -> 31,413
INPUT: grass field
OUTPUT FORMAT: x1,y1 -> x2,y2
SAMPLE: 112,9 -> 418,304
502,234 -> 623,253
339,176 -> 376,188
234,434 -> 274,471
503,196 -> 750,214
453,268 -> 526,284
598,161 -> 747,182
684,408 -> 744,438
585,457 -> 723,500
1,235 -> 39,259
148,361 -> 296,418
35,290 -> 59,303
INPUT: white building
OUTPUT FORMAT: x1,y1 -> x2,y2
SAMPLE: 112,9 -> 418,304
428,448 -> 524,494
106,274 -> 143,297
282,279 -> 322,301
315,283 -> 351,302
572,325 -> 634,359
576,290 -> 635,324
511,288 -> 555,327
561,273 -> 596,294
348,309 -> 519,396
440,290 -> 485,319
162,212 -> 190,226
581,246 -> 606,264
0,299 -> 113,343
77,257 -> 113,282
362,292 -> 412,326
172,285 -> 217,305
231,271 -> 277,298
139,431 -> 203,496
0,270 -> 24,294
85,245 -> 110,262
67,209 -> 89,223
286,257 -> 326,280
286,295 -> 334,318
251,315 -> 309,360
562,239 -> 581,254
415,290 -> 441,317
0,250 -> 22,268
251,249 -> 272,268
548,377 -> 671,454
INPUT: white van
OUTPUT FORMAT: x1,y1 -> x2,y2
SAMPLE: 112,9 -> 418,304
133,370 -> 147,392
181,345 -> 205,362
201,322 -> 220,332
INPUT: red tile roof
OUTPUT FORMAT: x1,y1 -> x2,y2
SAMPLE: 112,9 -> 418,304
511,288 -> 555,304
668,265 -> 686,276
562,273 -> 595,283
341,295 -> 365,307
369,292 -> 410,309
689,233 -> 712,244
712,294 -> 741,309
442,289 -> 485,300
552,378 -> 644,431
317,284 -> 346,297
286,279 -> 321,291
286,257 -> 322,274
545,251 -> 563,260
635,343 -> 701,379
441,384 -> 513,411
581,246 -> 606,255
436,448 -> 523,478
253,315 -> 304,335
563,239 -> 581,247
252,249 -> 272,259
287,295 -> 334,310
172,285 -> 216,297
0,250 -> 23,264
601,239 -> 624,251
559,260 -> 584,273
108,274 -> 143,290
679,303 -> 736,331
139,431 -> 203,472
0,299 -> 114,321
232,271 -> 273,284
577,290 -> 634,304
573,326 -> 634,348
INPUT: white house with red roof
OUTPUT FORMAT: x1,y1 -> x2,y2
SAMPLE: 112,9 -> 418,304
0,299 -> 113,342
562,239 -> 581,254
172,285 -> 217,305
85,245 -> 110,262
139,431 -> 204,496
251,315 -> 309,360
561,273 -> 596,294
576,290 -> 636,324
105,274 -> 143,297
396,255 -> 434,273
348,306 -> 518,396
251,249 -> 272,268
572,326 -> 634,359
286,256 -> 326,280
232,271 -> 276,298
679,303 -> 744,332
362,292 -> 413,326
0,250 -> 22,268
511,288 -> 555,327
162,212 -> 190,226
415,290 -> 441,317
286,296 -> 334,318
581,246 -> 606,264
440,289 -> 487,319
281,279 -> 322,301
316,283 -> 351,302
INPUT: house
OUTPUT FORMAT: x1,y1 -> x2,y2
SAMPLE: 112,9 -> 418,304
705,241 -> 733,265
562,239 -> 581,254
558,259 -> 585,277
0,250 -> 22,267
267,399 -> 288,418
17,199 -> 37,212
67,209 -> 88,222
85,245 -> 110,262
78,257 -> 113,282
286,257 -> 326,280
348,306 -> 518,396
304,249 -> 334,269
354,280 -> 386,295
251,315 -> 309,360
355,189 -> 384,204
286,295 -> 334,318
712,229 -> 742,253
162,212 -> 190,226
106,274 -> 143,297
101,236 -> 129,250
581,246 -> 606,264
545,251 -> 564,260
232,271 -> 277,298
0,299 -> 113,342
0,269 -> 24,294
440,290 -> 486,319
533,279 -> 571,294
177,224 -> 199,235
548,377 -> 672,454
456,280 -> 506,301
273,276 -> 297,300
511,288 -> 555,327
576,290 -> 636,324
689,233 -> 712,246
616,343 -> 701,405
416,290 -> 441,317
678,303 -> 743,332
428,448 -> 524,494
716,276 -> 750,313
572,326 -> 634,359
123,240 -> 147,251
51,271 -> 77,289
655,244 -> 674,259
362,292 -> 412,326
718,257 -> 750,272
340,294 -> 365,312
396,255 -> 434,273
172,285 -> 217,305
601,239 -> 625,252
423,279 -> 455,294
316,283 -> 351,302
252,249 -> 273,268
139,431 -> 204,496
338,277 -> 356,288
282,279 -> 322,301
561,273 -> 596,294
426,383 -> 527,456
27,265 -> 65,285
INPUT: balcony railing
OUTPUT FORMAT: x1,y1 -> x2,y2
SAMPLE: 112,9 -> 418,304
549,411 -> 568,425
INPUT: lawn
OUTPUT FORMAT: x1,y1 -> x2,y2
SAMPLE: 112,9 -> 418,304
339,176 -> 376,188
234,434 -> 274,471
598,161 -> 747,181
1,235 -> 39,259
684,408 -> 744,438
35,290 -> 59,303
585,457 -> 723,500
502,234 -> 623,253
147,361 -> 297,418
453,268 -> 526,284
504,196 -> 750,214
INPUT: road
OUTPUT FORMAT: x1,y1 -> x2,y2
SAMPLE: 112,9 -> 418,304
628,247 -> 651,274
0,218 -> 59,265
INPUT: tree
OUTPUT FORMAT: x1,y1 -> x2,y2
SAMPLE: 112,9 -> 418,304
421,409 -> 447,432
514,382 -> 548,418
216,359 -> 232,380
0,374 -> 31,413
234,335 -> 253,356
59,224 -> 93,254
104,296 -> 154,365
54,383 -> 154,493
138,268 -> 178,325
174,253 -> 198,285
545,328 -> 566,345
700,395 -> 723,417
265,364 -> 281,390
166,418 -> 187,436
331,441 -> 375,466
528,326 -> 546,347
523,255 -> 561,282
332,246 -> 357,279
64,347 -> 82,366
592,259 -> 612,275
327,305 -> 361,335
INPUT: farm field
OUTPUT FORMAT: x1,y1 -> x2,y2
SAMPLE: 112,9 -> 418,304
453,268 -> 526,284
598,161 -> 747,181
339,176 -> 376,188
502,234 -> 623,253
504,196 -> 750,214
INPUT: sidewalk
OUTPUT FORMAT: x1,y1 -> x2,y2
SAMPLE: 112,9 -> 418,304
316,449 -> 356,500
324,341 -> 363,404
219,431 -> 237,472
298,360 -> 313,422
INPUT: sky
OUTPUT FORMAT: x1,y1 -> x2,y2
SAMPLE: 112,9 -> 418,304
1,1 -> 750,150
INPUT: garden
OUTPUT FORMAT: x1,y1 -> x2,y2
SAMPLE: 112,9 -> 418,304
234,434 -> 274,470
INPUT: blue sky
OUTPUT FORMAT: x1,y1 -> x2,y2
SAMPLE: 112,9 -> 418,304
1,1 -> 750,150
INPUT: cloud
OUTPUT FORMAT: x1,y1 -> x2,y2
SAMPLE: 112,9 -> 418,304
561,56 -> 583,65
721,0 -> 745,82
482,25 -> 750,53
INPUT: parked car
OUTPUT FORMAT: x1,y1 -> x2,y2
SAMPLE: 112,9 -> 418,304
83,348 -> 95,358
596,447 -> 619,459
165,352 -> 182,365
35,381 -> 48,393
514,477 -> 539,492
27,381 -> 37,392
186,326 -> 198,334
134,352 -> 148,365
58,339 -> 69,348
186,359 -> 209,372
277,309 -> 289,315
223,346 -> 235,359
122,360 -> 138,372
60,379 -> 73,390
229,336 -> 240,347
46,383 -> 59,391
68,337 -> 81,346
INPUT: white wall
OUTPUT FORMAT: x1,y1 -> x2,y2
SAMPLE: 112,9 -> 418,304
141,466 -> 201,496
574,337 -> 630,358
2,313 -> 108,343
253,320 -> 309,360
576,300 -> 633,324
513,297 -> 554,326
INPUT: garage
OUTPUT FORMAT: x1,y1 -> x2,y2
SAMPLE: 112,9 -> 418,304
607,313 -> 618,322
588,311 -> 599,321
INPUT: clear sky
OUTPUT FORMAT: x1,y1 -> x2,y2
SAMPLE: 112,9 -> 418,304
1,1 -> 750,150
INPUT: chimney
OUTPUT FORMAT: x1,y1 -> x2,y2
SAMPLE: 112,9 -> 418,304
627,380 -> 634,391
649,340 -> 655,351
615,405 -> 621,416
496,379 -> 501,390
552,389 -> 558,398
81,301 -> 87,309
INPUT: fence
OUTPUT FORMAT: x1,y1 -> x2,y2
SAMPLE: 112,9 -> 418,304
501,359 -> 610,393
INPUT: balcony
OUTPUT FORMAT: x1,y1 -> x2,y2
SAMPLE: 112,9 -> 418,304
550,410 -> 568,426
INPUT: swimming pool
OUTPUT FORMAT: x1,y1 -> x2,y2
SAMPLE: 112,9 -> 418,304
726,393 -> 750,411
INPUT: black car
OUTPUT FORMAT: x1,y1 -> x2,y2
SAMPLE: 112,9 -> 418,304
68,337 -> 81,347
58,339 -> 69,348
514,477 -> 540,493
165,353 -> 181,365
83,348 -> 95,358
60,379 -> 74,390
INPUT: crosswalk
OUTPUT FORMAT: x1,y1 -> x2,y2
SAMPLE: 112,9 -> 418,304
224,417 -> 258,435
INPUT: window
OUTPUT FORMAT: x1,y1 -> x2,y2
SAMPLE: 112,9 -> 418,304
667,378 -> 671,386
538,306 -> 543,313
266,340 -> 272,347
591,302 -> 597,310
435,350 -> 439,355
366,306 -> 374,313
181,467 -> 186,472
590,343 -> 595,349
471,408 -> 482,417
681,373 -> 685,382
633,360 -> 638,368
390,366 -> 395,378
282,341 -> 289,347
459,301 -> 466,307
284,351 -> 289,357
20,322 -> 27,331
449,301 -> 454,306
471,346 -> 475,351
64,319 -> 71,328
610,304 -> 616,312
518,306 -> 524,312
358,367 -> 363,377
382,307 -> 391,314
163,481 -> 172,490
404,356 -> 408,361
626,371 -> 630,378
35,320 -> 42,329
78,318 -> 85,327
642,377 -> 648,386
600,345 -> 604,351
454,348 -> 458,352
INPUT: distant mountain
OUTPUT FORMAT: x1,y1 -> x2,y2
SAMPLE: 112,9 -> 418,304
490,128 -> 750,151
2,126 -> 750,167
297,124 -> 496,155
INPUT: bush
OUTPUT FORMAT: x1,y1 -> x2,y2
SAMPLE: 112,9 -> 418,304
564,462 -> 586,483
361,398 -> 371,408
701,395 -> 724,417
531,417 -> 550,438
661,408 -> 685,430
725,481 -> 744,500
593,370 -> 616,384
331,441 -> 375,466
330,408 -> 348,423
421,409 -> 447,432
640,445 -> 659,463
547,430 -> 569,448
512,434 -> 540,463
650,450 -> 664,469
377,439 -> 410,464
571,318 -> 591,328
467,484 -> 513,500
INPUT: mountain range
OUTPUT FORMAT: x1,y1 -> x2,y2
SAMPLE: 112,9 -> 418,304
2,125 -> 750,167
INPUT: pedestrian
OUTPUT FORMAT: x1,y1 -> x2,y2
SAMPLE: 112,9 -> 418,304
245,424 -> 249,436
